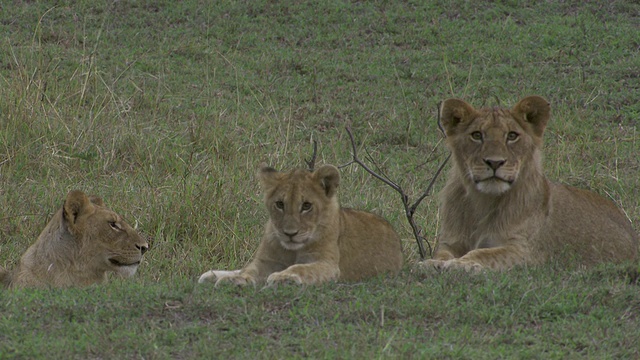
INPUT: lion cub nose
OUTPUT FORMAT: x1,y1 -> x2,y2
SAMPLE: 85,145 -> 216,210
284,230 -> 299,238
137,243 -> 149,255
484,158 -> 506,170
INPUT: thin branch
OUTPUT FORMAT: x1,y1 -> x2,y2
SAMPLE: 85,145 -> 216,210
409,153 -> 450,216
345,126 -> 402,193
344,126 -> 450,260
305,139 -> 318,171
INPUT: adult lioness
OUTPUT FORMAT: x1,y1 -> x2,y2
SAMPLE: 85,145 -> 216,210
423,96 -> 638,271
199,164 -> 403,286
0,190 -> 149,288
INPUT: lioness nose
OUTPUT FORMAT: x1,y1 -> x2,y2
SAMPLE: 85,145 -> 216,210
137,244 -> 149,255
484,159 -> 505,170
284,230 -> 298,237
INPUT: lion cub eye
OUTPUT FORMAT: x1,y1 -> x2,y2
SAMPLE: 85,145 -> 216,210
301,202 -> 312,212
470,131 -> 483,141
275,201 -> 285,210
109,221 -> 122,231
507,132 -> 519,142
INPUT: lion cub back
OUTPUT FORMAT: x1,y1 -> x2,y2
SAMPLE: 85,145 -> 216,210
337,208 -> 403,281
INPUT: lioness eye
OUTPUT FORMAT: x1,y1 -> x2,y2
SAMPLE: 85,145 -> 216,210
275,201 -> 285,210
301,202 -> 312,212
507,132 -> 519,141
471,131 -> 483,141
109,222 -> 121,231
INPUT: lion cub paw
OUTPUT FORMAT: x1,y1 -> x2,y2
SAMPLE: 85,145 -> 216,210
199,270 -> 257,286
218,273 -> 258,286
266,271 -> 304,287
198,270 -> 241,284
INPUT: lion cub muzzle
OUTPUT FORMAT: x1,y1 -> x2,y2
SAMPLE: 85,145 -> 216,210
278,229 -> 310,251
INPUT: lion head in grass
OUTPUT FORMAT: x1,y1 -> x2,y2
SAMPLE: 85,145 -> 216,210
0,190 -> 148,288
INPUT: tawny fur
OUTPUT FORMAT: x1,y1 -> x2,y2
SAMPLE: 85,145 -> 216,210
0,190 -> 149,288
423,96 -> 638,271
199,164 -> 403,286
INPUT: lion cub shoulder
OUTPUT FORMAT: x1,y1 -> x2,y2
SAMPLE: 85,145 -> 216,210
1,190 -> 149,288
424,96 -> 638,271
199,164 -> 403,286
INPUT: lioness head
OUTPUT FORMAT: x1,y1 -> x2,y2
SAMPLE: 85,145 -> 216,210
63,190 -> 149,278
258,165 -> 340,251
439,96 -> 550,195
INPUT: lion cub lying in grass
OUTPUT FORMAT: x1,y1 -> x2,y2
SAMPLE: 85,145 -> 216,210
199,164 -> 403,286
424,95 -> 638,271
0,190 -> 149,288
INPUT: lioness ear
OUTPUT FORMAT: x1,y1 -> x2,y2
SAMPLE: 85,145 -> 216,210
88,195 -> 104,207
512,95 -> 550,138
63,190 -> 91,228
313,165 -> 340,198
439,99 -> 479,137
258,164 -> 279,189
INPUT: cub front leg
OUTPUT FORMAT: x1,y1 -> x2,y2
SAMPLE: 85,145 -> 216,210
214,270 -> 260,286
267,262 -> 340,286
198,270 -> 241,284
209,234 -> 294,286
213,256 -> 288,286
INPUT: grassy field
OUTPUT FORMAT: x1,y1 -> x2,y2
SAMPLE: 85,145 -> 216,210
1,0 -> 639,358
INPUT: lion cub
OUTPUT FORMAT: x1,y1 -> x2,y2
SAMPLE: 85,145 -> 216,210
0,190 -> 149,288
199,164 -> 403,286
424,96 -> 638,271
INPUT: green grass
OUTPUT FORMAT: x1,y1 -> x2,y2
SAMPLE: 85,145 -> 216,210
0,0 -> 639,358
1,265 -> 639,359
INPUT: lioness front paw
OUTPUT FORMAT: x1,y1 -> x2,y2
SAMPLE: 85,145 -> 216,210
266,271 -> 304,286
442,259 -> 484,273
419,259 -> 447,270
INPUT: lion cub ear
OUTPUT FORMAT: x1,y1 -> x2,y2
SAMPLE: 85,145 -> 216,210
258,164 -> 280,189
439,99 -> 479,137
313,165 -> 340,198
63,190 -> 92,229
511,96 -> 551,138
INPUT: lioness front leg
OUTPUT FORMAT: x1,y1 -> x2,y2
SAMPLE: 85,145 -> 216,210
420,245 -> 457,270
267,262 -> 340,286
443,245 -> 528,271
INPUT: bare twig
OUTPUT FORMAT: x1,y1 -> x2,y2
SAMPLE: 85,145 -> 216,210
305,140 -> 318,171
344,126 -> 449,260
